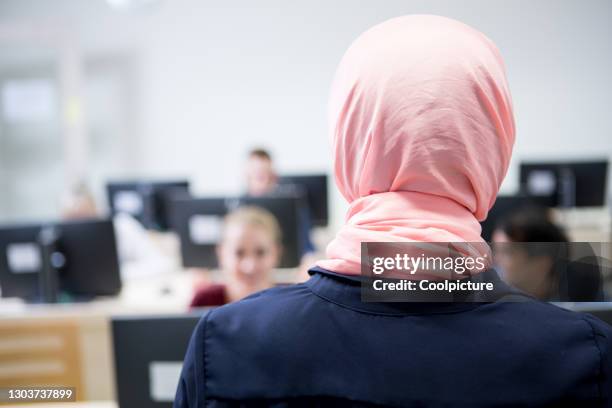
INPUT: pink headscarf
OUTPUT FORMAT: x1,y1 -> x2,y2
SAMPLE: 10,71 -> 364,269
317,15 -> 515,275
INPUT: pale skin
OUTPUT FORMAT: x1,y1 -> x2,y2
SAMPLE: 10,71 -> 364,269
216,222 -> 281,302
61,193 -> 98,220
245,156 -> 278,197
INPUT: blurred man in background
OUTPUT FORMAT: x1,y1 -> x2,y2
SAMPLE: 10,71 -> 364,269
245,148 -> 278,197
244,148 -> 315,259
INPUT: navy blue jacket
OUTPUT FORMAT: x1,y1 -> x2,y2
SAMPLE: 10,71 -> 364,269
175,267 -> 612,407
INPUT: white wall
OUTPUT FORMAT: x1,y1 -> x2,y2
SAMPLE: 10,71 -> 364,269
0,0 -> 610,228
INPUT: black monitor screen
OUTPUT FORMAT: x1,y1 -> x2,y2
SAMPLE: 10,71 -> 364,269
0,218 -> 121,301
278,174 -> 329,227
0,223 -> 43,300
169,197 -> 228,269
112,313 -> 204,408
107,180 -> 190,231
519,161 -> 608,207
54,218 -> 122,297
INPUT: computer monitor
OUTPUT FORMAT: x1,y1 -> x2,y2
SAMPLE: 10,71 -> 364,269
170,195 -> 302,269
278,174 -> 329,226
106,180 -> 190,231
0,218 -> 121,302
112,313 -> 204,408
479,194 -> 539,242
52,218 -> 122,299
169,197 -> 229,269
519,160 -> 608,208
0,222 -> 43,300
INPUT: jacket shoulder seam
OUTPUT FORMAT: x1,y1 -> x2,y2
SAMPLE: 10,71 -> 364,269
201,309 -> 214,408
580,315 -> 604,403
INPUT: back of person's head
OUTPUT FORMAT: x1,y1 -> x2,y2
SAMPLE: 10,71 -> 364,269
217,206 -> 282,294
492,206 -> 569,300
248,148 -> 272,162
246,148 -> 277,196
494,206 -> 568,244
493,208 -> 606,301
318,15 -> 515,274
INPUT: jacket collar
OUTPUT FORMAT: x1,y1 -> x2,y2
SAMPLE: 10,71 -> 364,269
306,266 -> 531,316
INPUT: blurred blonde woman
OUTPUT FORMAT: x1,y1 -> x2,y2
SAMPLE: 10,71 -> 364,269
190,206 -> 282,307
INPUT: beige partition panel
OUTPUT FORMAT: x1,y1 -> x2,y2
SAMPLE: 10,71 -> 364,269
0,319 -> 84,404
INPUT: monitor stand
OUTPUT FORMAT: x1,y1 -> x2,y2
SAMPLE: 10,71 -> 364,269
37,225 -> 63,303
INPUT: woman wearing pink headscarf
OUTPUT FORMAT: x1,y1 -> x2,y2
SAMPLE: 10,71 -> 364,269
176,15 -> 612,407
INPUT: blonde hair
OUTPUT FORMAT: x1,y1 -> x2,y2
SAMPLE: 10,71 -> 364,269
223,206 -> 282,245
